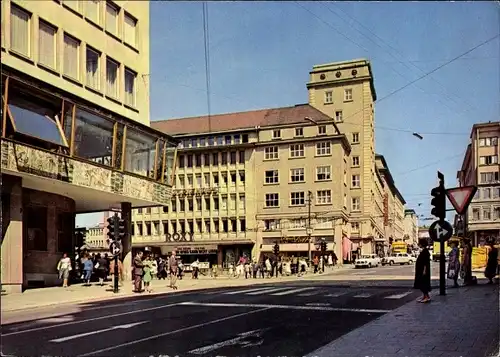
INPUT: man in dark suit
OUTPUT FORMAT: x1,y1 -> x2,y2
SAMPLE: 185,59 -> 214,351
133,251 -> 144,293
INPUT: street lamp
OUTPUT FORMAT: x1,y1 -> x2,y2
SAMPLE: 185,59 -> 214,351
306,227 -> 313,263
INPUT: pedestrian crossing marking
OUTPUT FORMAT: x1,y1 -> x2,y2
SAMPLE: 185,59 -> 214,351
325,292 -> 347,297
270,287 -> 315,296
353,293 -> 372,298
384,292 -> 412,299
246,287 -> 291,295
223,287 -> 273,295
297,290 -> 322,297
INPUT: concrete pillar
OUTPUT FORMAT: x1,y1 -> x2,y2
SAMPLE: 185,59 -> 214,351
121,202 -> 132,281
1,175 -> 23,293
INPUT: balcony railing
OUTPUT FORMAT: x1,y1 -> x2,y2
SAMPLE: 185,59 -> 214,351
1,73 -> 178,185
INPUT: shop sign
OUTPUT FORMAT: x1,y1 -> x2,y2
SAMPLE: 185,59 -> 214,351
176,246 -> 217,255
166,231 -> 194,242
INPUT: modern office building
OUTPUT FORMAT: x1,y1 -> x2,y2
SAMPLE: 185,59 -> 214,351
131,59 -> 407,266
1,0 -> 176,292
457,121 -> 500,246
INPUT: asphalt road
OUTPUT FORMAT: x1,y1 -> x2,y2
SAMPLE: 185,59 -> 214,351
340,261 -> 440,277
2,282 -> 419,357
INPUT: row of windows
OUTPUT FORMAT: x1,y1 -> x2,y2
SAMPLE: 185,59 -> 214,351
480,172 -> 500,184
168,194 -> 246,212
179,133 -> 249,149
324,88 -> 353,104
478,137 -> 498,147
264,141 -> 333,160
134,218 -> 247,235
270,121 -> 342,139
264,167 -> 361,187
7,4 -> 138,108
177,171 -> 245,188
55,0 -> 139,49
471,207 -> 500,221
264,191 -> 333,207
474,187 -> 500,200
479,155 -> 498,166
178,151 -> 245,168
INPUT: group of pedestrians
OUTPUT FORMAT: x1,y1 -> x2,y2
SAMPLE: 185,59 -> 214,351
132,250 -> 180,293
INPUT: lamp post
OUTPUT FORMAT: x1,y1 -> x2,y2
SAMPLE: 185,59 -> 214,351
306,227 -> 313,263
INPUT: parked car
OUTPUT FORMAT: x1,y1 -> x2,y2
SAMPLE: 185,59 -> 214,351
355,254 -> 381,268
382,253 -> 415,266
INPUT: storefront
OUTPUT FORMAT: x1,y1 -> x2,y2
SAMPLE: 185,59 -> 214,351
260,236 -> 336,260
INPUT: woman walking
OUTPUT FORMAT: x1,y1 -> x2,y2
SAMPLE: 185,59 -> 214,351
57,253 -> 72,288
414,238 -> 431,303
447,241 -> 460,288
484,240 -> 499,284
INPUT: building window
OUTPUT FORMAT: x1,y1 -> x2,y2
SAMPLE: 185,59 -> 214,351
480,172 -> 499,183
483,208 -> 491,220
221,152 -> 228,165
85,0 -> 100,24
344,88 -> 353,101
38,20 -> 57,69
290,191 -> 305,206
295,127 -> 303,137
106,57 -> 119,98
317,190 -> 332,204
265,193 -> 279,207
63,0 -> 81,13
472,208 -> 480,220
352,133 -> 360,143
234,135 -> 241,144
351,222 -> 360,232
264,146 -> 279,160
225,135 -> 232,145
264,219 -> 280,230
290,144 -> 305,158
494,207 -> 500,220
124,68 -> 137,107
324,91 -> 333,104
352,156 -> 360,167
272,129 -> 281,139
483,188 -> 491,199
63,34 -> 80,80
479,137 -> 498,147
230,151 -> 237,164
10,5 -> 31,57
105,1 -> 119,35
124,12 -> 137,47
316,166 -> 331,181
26,206 -> 48,251
86,47 -> 100,90
352,197 -> 361,211
265,170 -> 278,184
238,151 -> 245,164
212,153 -> 219,165
316,142 -> 331,156
479,155 -> 498,165
335,111 -> 343,122
318,125 -> 327,135
290,168 -> 305,183
352,175 -> 361,188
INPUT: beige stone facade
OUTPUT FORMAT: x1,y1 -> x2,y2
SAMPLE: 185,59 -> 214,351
457,121 -> 500,246
404,209 -> 419,246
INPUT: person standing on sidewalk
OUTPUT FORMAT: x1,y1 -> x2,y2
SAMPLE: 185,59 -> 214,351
414,238 -> 431,303
142,256 -> 153,293
133,251 -> 144,293
447,241 -> 460,288
168,250 -> 179,290
484,240 -> 498,284
57,253 -> 72,288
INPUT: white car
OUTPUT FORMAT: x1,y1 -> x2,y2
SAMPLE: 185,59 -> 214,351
382,253 -> 415,266
355,254 -> 381,268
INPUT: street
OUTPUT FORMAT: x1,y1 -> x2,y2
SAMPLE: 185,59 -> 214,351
2,282 -> 419,357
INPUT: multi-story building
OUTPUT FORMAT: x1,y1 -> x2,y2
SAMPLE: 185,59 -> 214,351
1,0 -> 176,291
457,121 -> 500,246
132,59 -> 407,266
404,209 -> 419,246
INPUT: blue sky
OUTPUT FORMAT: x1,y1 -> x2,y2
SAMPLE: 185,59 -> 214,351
77,1 -> 499,228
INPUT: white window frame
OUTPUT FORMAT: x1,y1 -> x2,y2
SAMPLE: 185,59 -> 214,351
265,170 -> 279,184
316,190 -> 332,204
124,12 -> 138,47
38,20 -> 57,69
105,1 -> 119,36
344,88 -> 353,101
352,197 -> 361,211
351,222 -> 360,232
295,127 -> 303,137
352,175 -> 361,188
316,141 -> 331,156
290,191 -> 305,206
106,57 -> 119,98
264,146 -> 279,160
335,110 -> 343,122
352,133 -> 360,143
86,46 -> 100,90
483,208 -> 491,220
63,33 -> 80,80
124,67 -> 137,107
290,144 -> 305,158
290,168 -> 305,183
10,4 -> 31,57
272,129 -> 281,139
265,193 -> 279,208
324,91 -> 333,104
318,125 -> 327,135
316,166 -> 331,181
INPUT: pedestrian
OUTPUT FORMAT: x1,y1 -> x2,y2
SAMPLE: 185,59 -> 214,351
313,256 -> 319,273
57,253 -> 72,288
168,250 -> 179,290
414,238 -> 431,303
484,240 -> 498,284
95,253 -> 107,286
82,254 -> 93,286
133,251 -> 144,293
191,259 -> 199,279
143,256 -> 153,293
447,241 -> 460,288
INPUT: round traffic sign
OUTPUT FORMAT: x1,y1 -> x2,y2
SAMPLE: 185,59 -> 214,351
109,241 -> 122,256
429,220 -> 453,242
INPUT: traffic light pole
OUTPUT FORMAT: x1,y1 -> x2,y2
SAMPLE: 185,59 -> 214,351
113,214 -> 119,294
438,172 -> 446,296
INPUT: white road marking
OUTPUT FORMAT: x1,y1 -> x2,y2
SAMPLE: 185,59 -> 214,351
384,292 -> 412,299
270,287 -> 315,296
178,301 -> 390,314
2,302 -> 180,337
50,321 -> 148,343
188,328 -> 269,354
223,287 -> 275,295
306,303 -> 331,307
79,307 -> 271,356
325,292 -> 347,298
353,271 -> 377,275
246,287 -> 291,295
297,290 -> 322,297
353,293 -> 372,298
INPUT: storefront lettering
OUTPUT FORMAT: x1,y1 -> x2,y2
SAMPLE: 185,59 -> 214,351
166,231 -> 194,242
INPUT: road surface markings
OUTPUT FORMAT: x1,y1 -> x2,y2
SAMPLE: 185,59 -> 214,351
50,321 -> 148,343
297,290 -> 322,297
79,307 -> 272,356
306,303 -> 331,307
223,287 -> 275,295
188,328 -> 270,354
325,292 -> 347,298
353,271 -> 377,275
384,292 -> 412,299
246,287 -> 291,295
2,302 -> 181,337
270,287 -> 315,296
178,301 -> 390,314
353,293 -> 372,298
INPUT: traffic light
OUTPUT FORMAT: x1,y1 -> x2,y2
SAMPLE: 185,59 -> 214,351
118,218 -> 126,240
273,243 -> 280,255
107,216 -> 117,240
431,186 -> 446,220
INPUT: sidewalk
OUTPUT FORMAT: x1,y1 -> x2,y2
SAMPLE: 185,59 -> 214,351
308,283 -> 499,357
1,266 -> 353,312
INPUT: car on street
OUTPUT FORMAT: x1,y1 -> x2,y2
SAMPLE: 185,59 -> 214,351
382,253 -> 415,266
354,254 -> 381,268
